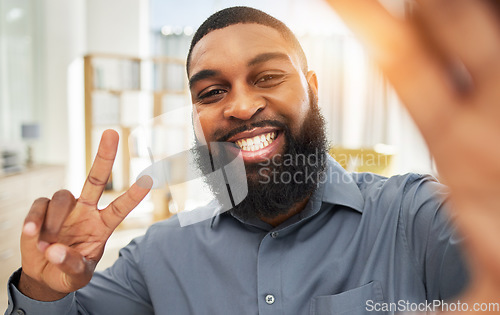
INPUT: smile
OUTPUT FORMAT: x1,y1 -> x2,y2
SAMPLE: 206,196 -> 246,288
226,127 -> 284,163
234,131 -> 277,152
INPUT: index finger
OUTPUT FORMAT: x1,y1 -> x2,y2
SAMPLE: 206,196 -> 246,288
79,130 -> 119,206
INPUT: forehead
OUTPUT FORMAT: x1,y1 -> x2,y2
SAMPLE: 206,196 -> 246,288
188,23 -> 300,76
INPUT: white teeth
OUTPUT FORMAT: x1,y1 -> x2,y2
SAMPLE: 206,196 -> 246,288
253,135 -> 260,145
234,131 -> 278,151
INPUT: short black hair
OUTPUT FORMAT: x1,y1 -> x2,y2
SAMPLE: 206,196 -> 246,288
186,6 -> 308,76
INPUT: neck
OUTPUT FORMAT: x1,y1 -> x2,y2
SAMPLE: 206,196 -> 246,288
260,195 -> 311,227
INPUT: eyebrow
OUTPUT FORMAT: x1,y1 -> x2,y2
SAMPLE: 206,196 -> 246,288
189,52 -> 290,89
189,69 -> 220,89
247,52 -> 290,67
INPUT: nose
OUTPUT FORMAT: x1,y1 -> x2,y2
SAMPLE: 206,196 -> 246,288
223,87 -> 266,121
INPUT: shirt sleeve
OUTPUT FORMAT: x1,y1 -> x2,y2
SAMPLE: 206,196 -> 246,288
6,269 -> 78,315
400,174 -> 470,301
5,235 -> 154,315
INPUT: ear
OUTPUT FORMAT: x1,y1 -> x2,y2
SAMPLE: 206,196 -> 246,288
306,70 -> 319,98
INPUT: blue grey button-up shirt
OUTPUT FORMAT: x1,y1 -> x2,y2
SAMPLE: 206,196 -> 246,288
6,157 -> 468,314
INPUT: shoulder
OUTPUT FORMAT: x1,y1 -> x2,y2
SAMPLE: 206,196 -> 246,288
347,172 -> 448,225
352,172 -> 446,204
353,172 -> 441,192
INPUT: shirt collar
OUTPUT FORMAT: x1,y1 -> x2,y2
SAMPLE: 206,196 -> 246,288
319,155 -> 364,213
210,155 -> 365,229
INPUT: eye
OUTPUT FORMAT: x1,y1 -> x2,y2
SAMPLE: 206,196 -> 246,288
197,88 -> 227,104
255,74 -> 285,88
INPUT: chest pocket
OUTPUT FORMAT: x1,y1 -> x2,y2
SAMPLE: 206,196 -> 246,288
310,281 -> 385,315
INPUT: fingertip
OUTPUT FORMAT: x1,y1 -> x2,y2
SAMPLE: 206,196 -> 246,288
23,222 -> 37,236
37,240 -> 50,253
136,175 -> 153,190
46,244 -> 66,264
98,130 -> 119,159
47,245 -> 86,275
103,129 -> 119,141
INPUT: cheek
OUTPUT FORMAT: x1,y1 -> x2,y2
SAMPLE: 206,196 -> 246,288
290,83 -> 311,123
193,107 -> 218,143
268,84 -> 310,127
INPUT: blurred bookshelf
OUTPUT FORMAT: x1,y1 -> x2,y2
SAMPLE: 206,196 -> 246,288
84,54 -> 190,225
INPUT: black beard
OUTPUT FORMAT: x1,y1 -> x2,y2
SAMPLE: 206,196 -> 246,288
192,89 -> 329,222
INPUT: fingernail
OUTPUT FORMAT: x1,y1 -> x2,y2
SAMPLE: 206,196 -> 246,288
23,222 -> 37,236
47,246 -> 66,264
137,175 -> 153,189
37,240 -> 50,252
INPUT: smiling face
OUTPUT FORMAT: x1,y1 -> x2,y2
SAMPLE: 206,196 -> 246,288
188,23 -> 319,165
188,22 -> 328,223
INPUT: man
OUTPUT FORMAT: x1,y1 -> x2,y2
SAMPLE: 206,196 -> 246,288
5,5 -> 478,315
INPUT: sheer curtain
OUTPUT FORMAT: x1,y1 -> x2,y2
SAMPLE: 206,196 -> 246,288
301,33 -> 433,175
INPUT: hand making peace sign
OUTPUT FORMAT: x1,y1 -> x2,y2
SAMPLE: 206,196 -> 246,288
327,0 -> 500,309
18,130 -> 152,301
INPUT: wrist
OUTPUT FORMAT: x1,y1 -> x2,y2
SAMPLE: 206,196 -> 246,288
17,270 -> 68,302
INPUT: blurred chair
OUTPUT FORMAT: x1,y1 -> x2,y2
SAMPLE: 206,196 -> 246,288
329,144 -> 395,177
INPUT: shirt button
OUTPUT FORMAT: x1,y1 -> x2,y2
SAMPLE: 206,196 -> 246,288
15,309 -> 25,315
265,294 -> 275,305
270,232 -> 279,238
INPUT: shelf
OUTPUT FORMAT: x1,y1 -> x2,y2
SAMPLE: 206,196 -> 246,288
84,54 -> 191,222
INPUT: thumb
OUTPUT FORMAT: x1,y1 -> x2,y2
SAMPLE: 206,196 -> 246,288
45,244 -> 95,292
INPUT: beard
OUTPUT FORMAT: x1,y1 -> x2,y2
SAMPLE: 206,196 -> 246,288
192,88 -> 329,222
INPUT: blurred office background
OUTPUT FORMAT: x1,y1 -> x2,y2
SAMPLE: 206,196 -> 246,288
0,0 -> 429,309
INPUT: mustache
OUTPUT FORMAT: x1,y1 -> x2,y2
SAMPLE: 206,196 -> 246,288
215,119 -> 287,142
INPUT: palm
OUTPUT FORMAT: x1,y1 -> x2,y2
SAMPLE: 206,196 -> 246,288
39,209 -> 110,292
59,205 -> 113,258
328,0 -> 500,304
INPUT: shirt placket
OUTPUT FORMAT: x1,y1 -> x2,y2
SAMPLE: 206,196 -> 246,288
257,231 -> 284,315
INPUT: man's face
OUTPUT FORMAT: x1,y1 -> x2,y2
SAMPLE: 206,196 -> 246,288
188,23 -> 318,166
188,23 -> 327,221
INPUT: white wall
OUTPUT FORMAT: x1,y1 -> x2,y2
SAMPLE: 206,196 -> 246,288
36,0 -> 149,192
38,0 -> 86,166
86,0 -> 148,56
